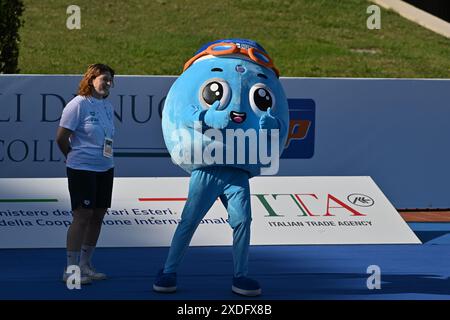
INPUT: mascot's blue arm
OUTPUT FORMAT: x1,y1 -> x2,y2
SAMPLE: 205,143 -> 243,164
177,104 -> 207,130
259,107 -> 285,135
179,101 -> 229,130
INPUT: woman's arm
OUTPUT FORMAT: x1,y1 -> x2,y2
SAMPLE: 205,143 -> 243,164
56,126 -> 73,158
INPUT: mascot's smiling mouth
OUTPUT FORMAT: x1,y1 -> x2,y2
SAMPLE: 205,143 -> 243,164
230,111 -> 247,123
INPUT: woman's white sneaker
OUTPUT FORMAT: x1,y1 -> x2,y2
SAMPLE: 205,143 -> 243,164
80,265 -> 107,280
62,268 -> 92,285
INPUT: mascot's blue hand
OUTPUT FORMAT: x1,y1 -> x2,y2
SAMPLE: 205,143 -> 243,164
179,104 -> 204,129
204,101 -> 230,129
259,107 -> 280,130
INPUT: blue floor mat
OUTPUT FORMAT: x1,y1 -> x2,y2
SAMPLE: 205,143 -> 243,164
1,241 -> 450,300
408,223 -> 450,244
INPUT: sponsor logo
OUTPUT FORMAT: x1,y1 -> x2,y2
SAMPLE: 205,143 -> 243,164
252,193 -> 367,217
282,99 -> 315,159
347,194 -> 375,207
139,192 -> 372,218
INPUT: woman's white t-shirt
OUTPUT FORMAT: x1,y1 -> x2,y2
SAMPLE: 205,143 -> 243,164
59,95 -> 115,172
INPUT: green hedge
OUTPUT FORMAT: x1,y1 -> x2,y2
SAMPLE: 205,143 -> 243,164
0,0 -> 24,73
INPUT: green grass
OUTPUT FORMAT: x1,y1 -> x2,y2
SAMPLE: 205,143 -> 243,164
18,0 -> 450,77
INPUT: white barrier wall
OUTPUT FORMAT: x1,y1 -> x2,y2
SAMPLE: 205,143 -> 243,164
0,177 -> 421,248
1,75 -> 449,209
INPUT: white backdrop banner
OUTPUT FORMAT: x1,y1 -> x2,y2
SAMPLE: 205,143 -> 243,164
0,177 -> 420,248
1,75 -> 449,209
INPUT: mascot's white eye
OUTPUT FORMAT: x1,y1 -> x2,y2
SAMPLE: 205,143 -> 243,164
199,78 -> 230,109
249,83 -> 275,117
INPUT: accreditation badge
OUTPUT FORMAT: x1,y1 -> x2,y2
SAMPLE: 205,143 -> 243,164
103,138 -> 113,158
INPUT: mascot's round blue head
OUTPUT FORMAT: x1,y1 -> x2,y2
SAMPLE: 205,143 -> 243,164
162,38 -> 289,177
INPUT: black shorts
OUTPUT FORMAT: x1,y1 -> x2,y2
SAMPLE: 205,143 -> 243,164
66,167 -> 114,210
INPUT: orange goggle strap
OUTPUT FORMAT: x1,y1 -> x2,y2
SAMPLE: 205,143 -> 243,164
183,42 -> 280,77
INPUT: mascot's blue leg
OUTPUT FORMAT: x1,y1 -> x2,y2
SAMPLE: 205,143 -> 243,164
163,168 -> 222,273
220,172 -> 252,278
156,166 -> 260,296
219,168 -> 261,296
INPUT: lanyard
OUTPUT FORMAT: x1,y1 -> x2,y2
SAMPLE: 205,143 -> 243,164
89,97 -> 113,139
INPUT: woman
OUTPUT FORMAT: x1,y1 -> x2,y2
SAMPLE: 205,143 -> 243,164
56,64 -> 115,284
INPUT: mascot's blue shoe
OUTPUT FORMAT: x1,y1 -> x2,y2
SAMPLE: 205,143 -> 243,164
232,276 -> 262,296
153,269 -> 177,293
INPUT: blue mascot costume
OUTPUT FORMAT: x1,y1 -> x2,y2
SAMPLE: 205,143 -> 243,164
154,39 -> 289,296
